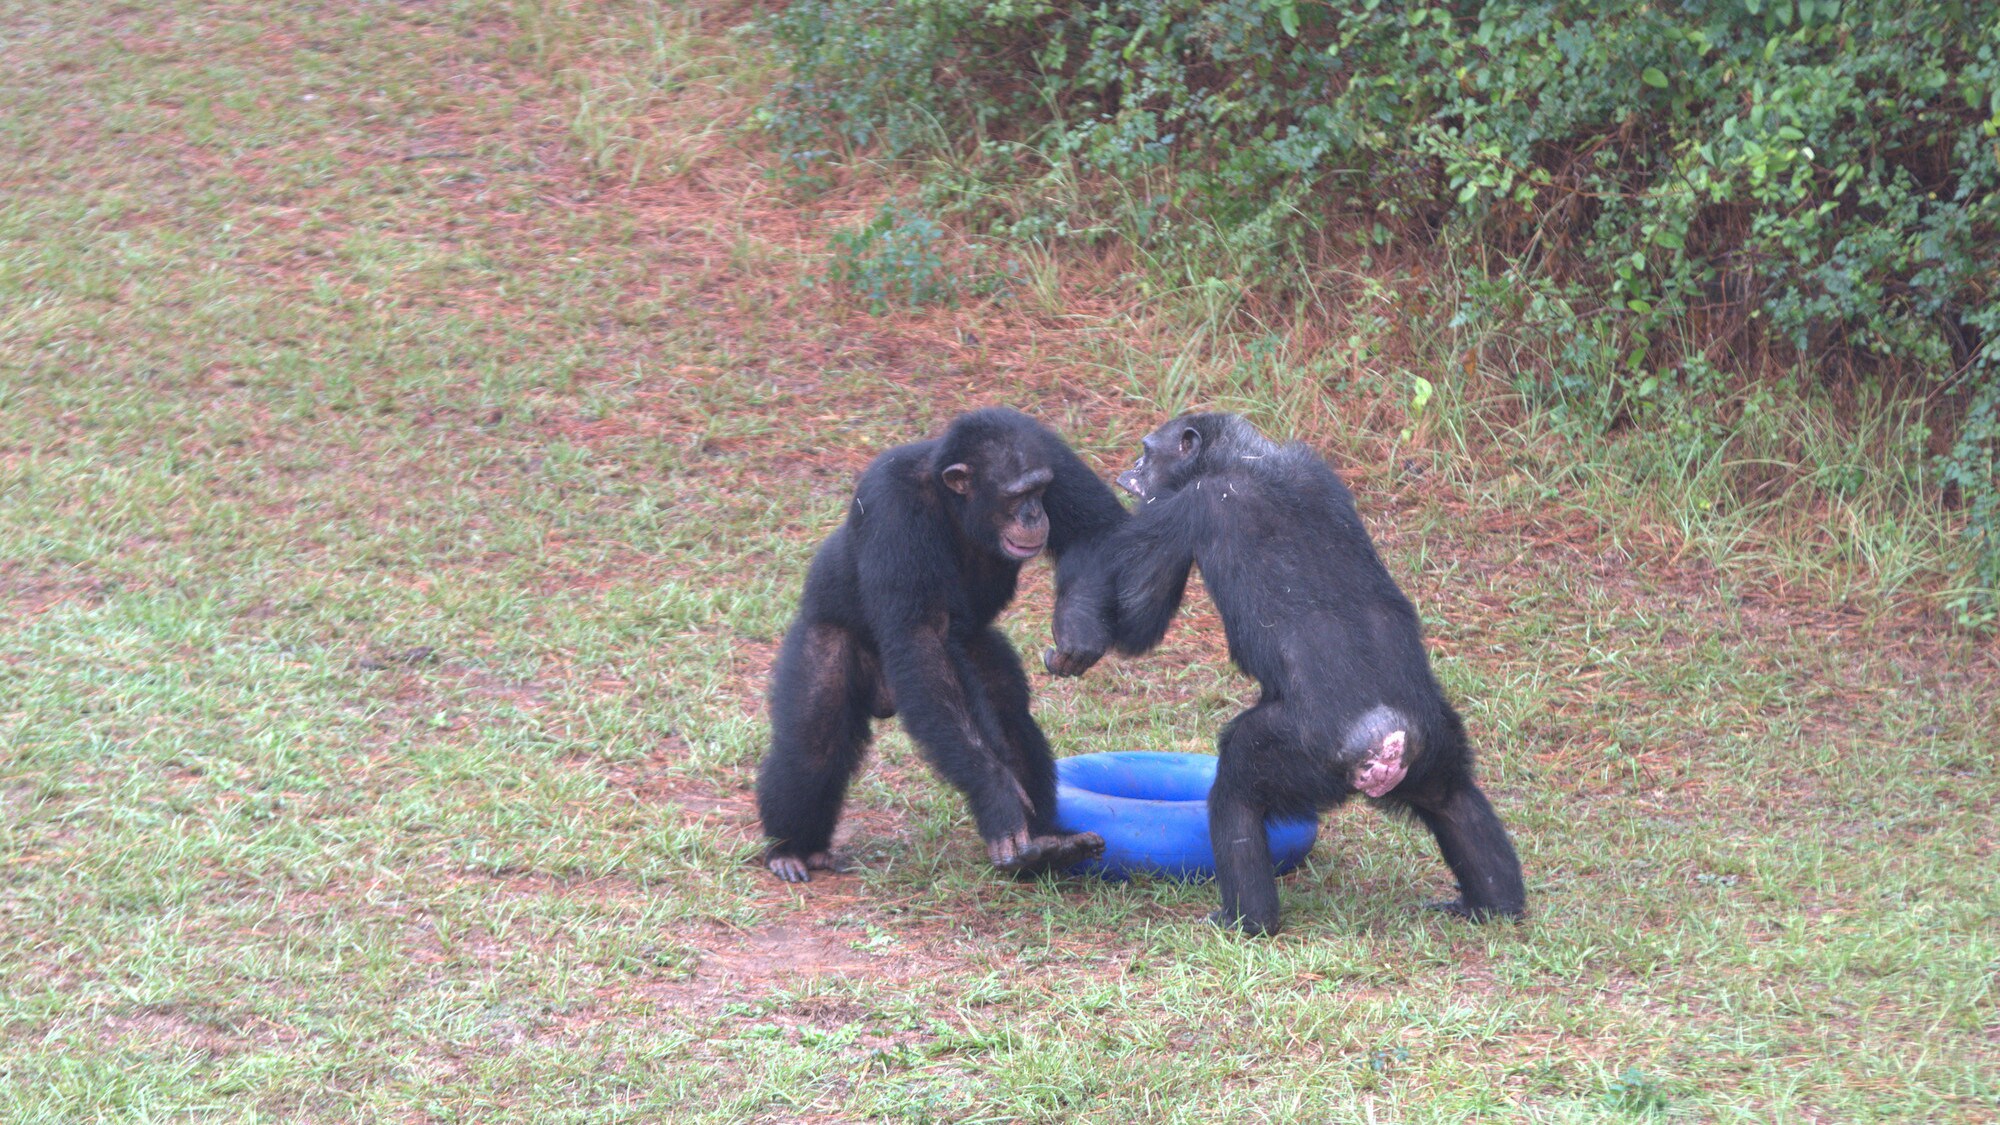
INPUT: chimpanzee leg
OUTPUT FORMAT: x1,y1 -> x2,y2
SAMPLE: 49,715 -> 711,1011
1401,778 -> 1525,920
965,628 -> 1104,873
757,622 -> 877,882
1209,702 -> 1294,936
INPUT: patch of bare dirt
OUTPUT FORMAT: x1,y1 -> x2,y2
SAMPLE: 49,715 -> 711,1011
0,565 -> 123,622
95,1008 -> 298,1056
696,924 -> 883,981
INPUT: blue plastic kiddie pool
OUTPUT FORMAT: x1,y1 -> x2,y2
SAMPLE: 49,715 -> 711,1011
1051,751 -> 1318,880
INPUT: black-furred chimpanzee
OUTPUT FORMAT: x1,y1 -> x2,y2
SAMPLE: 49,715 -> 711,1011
757,408 -> 1128,882
1046,413 -> 1525,935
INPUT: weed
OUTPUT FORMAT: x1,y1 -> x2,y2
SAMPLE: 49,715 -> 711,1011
1603,1066 -> 1672,1114
817,200 -> 963,312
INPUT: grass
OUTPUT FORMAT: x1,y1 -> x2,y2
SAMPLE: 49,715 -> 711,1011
1,0 -> 1995,1120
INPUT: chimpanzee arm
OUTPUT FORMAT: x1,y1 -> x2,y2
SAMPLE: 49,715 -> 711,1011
1108,489 -> 1208,655
1042,444 -> 1130,677
1043,440 -> 1130,559
852,481 -> 1032,843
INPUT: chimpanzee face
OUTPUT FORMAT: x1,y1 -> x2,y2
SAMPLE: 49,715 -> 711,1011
1116,416 -> 1206,502
942,450 -> 1053,561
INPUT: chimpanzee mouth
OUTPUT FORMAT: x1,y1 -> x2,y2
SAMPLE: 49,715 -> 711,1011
1115,471 -> 1146,499
1002,535 -> 1045,559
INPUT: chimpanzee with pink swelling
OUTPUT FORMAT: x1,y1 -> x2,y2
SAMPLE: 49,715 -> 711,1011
1045,413 -> 1525,935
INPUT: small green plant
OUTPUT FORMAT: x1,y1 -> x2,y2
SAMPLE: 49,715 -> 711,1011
819,200 -> 959,312
1604,1066 -> 1672,1114
1366,1044 -> 1410,1072
1400,375 -> 1435,442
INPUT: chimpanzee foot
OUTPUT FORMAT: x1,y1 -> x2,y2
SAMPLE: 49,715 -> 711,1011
995,831 -> 1104,879
767,851 -> 835,883
1206,909 -> 1278,938
1426,897 -> 1524,923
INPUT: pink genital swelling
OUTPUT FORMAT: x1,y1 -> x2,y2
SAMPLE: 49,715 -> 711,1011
1354,729 -> 1408,798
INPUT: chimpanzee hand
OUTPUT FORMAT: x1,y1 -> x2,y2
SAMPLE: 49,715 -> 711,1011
1048,555 -> 1115,677
1042,644 -> 1103,677
986,826 -> 1037,866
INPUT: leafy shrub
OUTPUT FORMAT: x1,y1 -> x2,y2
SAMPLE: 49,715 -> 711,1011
819,200 -> 960,311
769,0 -> 2000,603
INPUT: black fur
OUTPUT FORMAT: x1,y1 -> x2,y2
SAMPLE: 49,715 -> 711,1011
757,408 -> 1125,882
1072,413 -> 1526,934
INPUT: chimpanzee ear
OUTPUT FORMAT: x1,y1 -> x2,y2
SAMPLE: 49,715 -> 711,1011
1178,427 -> 1202,457
941,463 -> 973,495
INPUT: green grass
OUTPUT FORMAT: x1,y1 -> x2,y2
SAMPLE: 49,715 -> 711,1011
1,0 -> 1994,1120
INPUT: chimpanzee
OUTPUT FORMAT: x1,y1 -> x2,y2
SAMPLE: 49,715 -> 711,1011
1046,413 -> 1525,935
757,408 -> 1127,882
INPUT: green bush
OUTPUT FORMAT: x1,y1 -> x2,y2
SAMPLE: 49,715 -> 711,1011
768,0 -> 2000,603
819,200 -> 961,311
